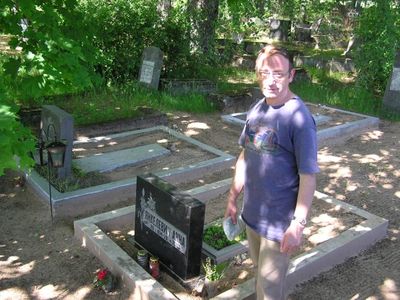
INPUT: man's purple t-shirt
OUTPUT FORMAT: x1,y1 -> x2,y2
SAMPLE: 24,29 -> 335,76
239,96 -> 319,242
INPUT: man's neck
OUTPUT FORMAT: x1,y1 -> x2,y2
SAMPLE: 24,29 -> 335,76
265,91 -> 295,106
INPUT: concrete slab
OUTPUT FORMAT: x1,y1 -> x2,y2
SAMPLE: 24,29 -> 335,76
221,103 -> 380,148
25,126 -> 235,219
74,144 -> 170,173
74,188 -> 388,300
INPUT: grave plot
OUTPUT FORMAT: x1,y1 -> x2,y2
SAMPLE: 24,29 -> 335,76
25,126 -> 235,219
74,185 -> 388,300
221,103 -> 380,147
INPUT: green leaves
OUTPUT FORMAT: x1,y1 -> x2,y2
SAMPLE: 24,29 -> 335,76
354,0 -> 399,94
0,0 -> 100,103
0,105 -> 35,176
203,221 -> 246,250
202,257 -> 228,281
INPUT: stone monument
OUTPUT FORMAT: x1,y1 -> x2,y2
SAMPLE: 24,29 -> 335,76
269,19 -> 291,41
41,105 -> 73,178
383,51 -> 400,113
134,174 -> 205,280
138,47 -> 163,89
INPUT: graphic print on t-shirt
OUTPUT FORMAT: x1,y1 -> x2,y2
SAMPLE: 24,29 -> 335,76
245,125 -> 278,154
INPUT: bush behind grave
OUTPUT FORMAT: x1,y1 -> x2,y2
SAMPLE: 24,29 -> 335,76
79,0 -> 196,82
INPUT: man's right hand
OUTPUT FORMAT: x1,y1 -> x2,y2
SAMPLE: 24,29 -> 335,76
224,150 -> 245,224
225,198 -> 238,224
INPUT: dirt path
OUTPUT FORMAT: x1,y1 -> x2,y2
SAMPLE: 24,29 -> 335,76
0,113 -> 399,299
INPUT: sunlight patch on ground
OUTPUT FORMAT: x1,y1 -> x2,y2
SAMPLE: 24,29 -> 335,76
183,121 -> 210,137
379,278 -> 398,300
389,228 -> 399,241
179,118 -> 193,125
329,166 -> 352,179
359,154 -> 382,164
307,225 -> 340,244
187,122 -> 210,130
395,191 -> 400,199
382,184 -> 394,189
63,286 -> 92,300
238,270 -> 250,279
346,182 -> 359,191
72,147 -> 86,153
379,149 -> 390,156
0,288 -> 29,299
0,256 -> 35,279
318,153 -> 343,163
184,129 -> 200,136
361,130 -> 383,141
304,211 -> 349,246
1,192 -> 16,198
32,284 -> 62,299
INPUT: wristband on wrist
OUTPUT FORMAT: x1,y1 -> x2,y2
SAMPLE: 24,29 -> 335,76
292,216 -> 307,227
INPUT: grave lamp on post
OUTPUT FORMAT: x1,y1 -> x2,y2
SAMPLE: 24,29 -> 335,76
47,141 -> 67,168
32,123 -> 67,222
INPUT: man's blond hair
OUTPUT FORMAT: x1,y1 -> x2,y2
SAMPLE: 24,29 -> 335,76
255,45 -> 293,80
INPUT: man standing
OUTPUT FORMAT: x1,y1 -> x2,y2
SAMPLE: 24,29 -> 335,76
225,45 -> 319,300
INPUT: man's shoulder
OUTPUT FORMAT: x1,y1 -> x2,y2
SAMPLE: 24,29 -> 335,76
248,97 -> 265,111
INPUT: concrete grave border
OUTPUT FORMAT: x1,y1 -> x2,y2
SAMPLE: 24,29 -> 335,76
221,103 -> 380,147
25,126 -> 235,219
74,188 -> 388,300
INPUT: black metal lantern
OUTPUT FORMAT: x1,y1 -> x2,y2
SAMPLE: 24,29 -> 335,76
31,122 -> 68,223
46,141 -> 67,168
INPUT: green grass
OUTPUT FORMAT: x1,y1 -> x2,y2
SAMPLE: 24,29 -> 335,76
34,164 -> 109,193
197,64 -> 257,94
291,67 -> 400,121
3,51 -> 400,123
40,81 -> 217,126
28,66 -> 258,127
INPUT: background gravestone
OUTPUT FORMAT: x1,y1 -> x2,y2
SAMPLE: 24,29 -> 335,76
138,46 -> 163,89
134,174 -> 205,280
269,19 -> 291,41
294,23 -> 312,42
41,105 -> 74,178
383,51 -> 400,113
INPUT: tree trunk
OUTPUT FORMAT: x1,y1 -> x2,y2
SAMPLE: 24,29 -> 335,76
187,0 -> 219,55
158,0 -> 171,20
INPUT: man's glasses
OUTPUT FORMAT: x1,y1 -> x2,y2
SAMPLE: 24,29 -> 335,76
259,70 -> 289,80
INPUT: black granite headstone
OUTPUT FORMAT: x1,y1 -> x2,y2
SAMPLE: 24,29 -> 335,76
134,174 -> 205,280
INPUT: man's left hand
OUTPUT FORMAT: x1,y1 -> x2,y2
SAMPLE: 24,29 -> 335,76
280,221 -> 304,254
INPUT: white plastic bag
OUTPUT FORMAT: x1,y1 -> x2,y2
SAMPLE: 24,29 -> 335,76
223,214 -> 245,241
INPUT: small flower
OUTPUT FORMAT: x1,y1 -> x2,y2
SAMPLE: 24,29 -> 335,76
93,268 -> 115,293
93,269 -> 108,287
97,269 -> 108,281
